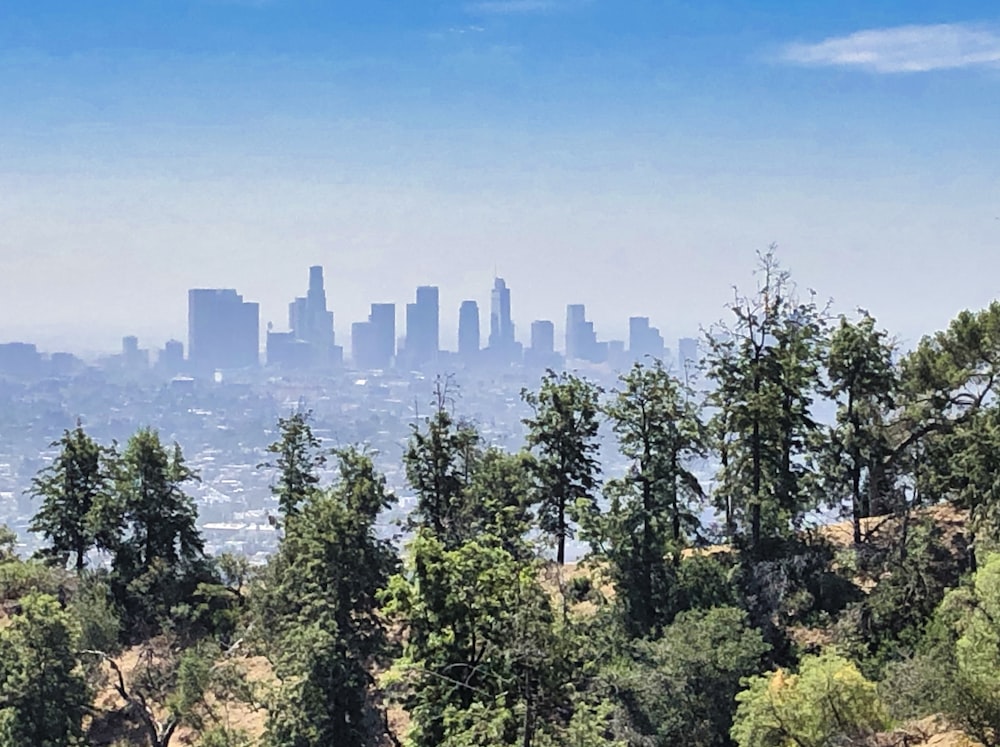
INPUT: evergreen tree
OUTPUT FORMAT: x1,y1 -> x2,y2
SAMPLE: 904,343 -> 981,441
822,312 -> 898,544
705,250 -> 825,556
262,411 -> 326,518
465,448 -> 535,560
28,422 -> 109,571
604,360 -> 706,636
383,531 -> 582,747
109,430 -> 204,575
91,428 -> 206,637
522,370 -> 602,565
404,379 -> 482,548
919,404 -> 1000,555
258,447 -> 398,747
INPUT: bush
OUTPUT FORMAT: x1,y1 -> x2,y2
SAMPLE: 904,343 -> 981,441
676,553 -> 736,611
70,571 -> 122,656
0,557 -> 67,604
611,606 -> 769,747
731,650 -> 889,747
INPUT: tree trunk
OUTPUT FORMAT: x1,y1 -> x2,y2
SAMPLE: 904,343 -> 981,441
751,372 -> 762,554
850,445 -> 862,546
522,670 -> 534,747
557,498 -> 565,566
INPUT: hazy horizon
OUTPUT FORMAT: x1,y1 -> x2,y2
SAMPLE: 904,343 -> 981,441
3,1 -> 1000,355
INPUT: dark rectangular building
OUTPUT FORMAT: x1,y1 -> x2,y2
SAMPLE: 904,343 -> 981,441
188,289 -> 259,372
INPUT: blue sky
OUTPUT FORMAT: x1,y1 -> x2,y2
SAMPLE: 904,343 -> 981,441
1,0 -> 999,352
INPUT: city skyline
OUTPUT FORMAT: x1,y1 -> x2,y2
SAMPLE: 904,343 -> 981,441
5,254 -> 714,360
188,268 -> 690,368
4,3 -> 1000,354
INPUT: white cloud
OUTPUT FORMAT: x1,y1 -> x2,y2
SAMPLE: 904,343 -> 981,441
781,23 -> 1000,73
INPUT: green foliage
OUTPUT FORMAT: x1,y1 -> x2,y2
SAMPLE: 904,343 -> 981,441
465,447 -> 536,559
602,360 -> 707,637
675,553 -> 738,612
611,606 -> 769,747
705,250 -> 826,556
731,650 -> 889,747
900,302 -> 1000,428
262,410 -> 326,518
542,699 -> 627,747
216,552 -> 253,595
258,446 -> 397,747
0,528 -> 16,560
383,531 -> 581,747
897,302 -> 1000,530
199,726 -> 253,747
70,571 -> 122,658
821,312 -> 899,543
383,532 -> 537,745
919,403 -> 1000,550
0,593 -> 89,747
100,433 -> 190,565
834,519 -> 956,677
522,370 -> 603,565
28,423 -> 110,571
404,400 -> 484,548
885,553 -> 1000,745
168,642 -> 217,733
0,555 -> 66,602
98,429 -> 204,573
91,429 -> 209,639
170,579 -> 242,644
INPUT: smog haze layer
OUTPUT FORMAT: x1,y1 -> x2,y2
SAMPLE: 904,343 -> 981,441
2,0 -> 1000,352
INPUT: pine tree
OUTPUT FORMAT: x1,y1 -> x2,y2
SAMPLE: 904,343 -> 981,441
705,250 -> 825,557
604,360 -> 706,636
258,447 -> 398,747
404,380 -> 482,548
822,312 -> 898,544
111,430 -> 203,573
90,428 -> 206,637
28,423 -> 109,571
522,370 -> 602,565
261,411 -> 326,519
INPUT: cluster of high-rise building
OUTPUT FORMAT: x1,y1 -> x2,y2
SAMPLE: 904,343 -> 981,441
162,265 -> 699,374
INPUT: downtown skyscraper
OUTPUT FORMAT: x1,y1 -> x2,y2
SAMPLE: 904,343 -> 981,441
188,288 -> 259,372
488,278 -> 514,349
486,277 -> 521,365
458,300 -> 480,362
629,316 -> 665,361
403,285 -> 439,368
565,303 -> 603,362
351,302 -> 395,369
267,266 -> 343,369
288,266 -> 341,366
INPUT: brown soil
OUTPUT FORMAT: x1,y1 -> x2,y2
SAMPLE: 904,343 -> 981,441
87,642 -> 271,746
